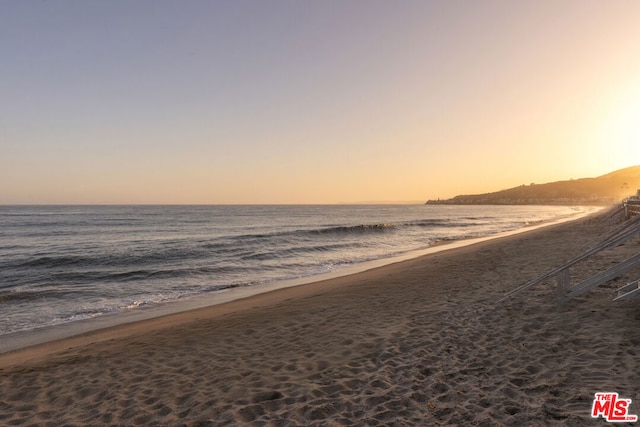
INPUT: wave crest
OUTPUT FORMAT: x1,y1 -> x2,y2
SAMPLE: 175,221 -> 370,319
311,223 -> 396,235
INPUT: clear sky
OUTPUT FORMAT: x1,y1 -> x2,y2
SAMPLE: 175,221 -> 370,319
1,0 -> 639,204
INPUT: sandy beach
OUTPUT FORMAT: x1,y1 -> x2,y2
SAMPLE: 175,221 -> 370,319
1,209 -> 639,426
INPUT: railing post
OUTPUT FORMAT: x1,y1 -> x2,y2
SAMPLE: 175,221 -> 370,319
556,268 -> 570,300
556,268 -> 570,310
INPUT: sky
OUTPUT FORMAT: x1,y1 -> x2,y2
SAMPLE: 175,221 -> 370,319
1,0 -> 639,204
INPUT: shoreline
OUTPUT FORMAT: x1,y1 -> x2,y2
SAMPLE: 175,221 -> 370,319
0,210 -> 596,357
1,207 -> 637,425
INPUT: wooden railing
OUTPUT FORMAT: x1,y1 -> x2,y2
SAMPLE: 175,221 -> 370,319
624,199 -> 640,218
498,208 -> 640,303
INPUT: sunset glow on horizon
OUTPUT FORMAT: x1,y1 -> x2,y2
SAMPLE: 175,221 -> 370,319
1,1 -> 639,204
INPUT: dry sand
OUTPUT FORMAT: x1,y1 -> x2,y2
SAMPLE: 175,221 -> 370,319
0,210 -> 639,426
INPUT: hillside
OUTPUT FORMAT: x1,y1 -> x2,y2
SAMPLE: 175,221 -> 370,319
426,165 -> 640,205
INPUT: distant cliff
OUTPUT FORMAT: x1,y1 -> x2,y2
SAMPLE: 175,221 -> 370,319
426,165 -> 640,205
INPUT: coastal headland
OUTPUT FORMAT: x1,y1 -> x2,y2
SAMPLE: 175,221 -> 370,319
427,165 -> 640,205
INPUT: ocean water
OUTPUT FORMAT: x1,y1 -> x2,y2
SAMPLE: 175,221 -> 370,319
0,204 -> 594,337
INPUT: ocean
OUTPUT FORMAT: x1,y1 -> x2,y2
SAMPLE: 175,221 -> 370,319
0,204 -> 595,338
